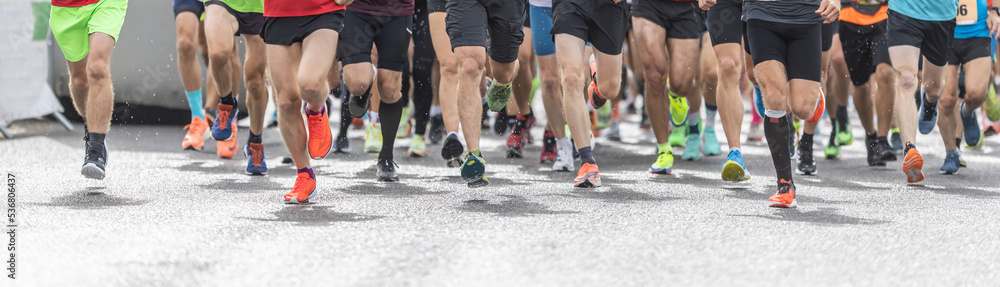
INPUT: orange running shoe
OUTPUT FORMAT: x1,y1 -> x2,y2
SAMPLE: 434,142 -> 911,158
284,172 -> 317,204
574,162 -> 602,187
588,60 -> 608,110
768,179 -> 797,208
182,117 -> 208,151
806,89 -> 826,123
217,123 -> 238,159
351,117 -> 364,129
306,105 -> 333,159
590,111 -> 601,137
902,144 -> 925,183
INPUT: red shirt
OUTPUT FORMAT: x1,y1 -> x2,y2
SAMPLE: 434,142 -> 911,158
264,0 -> 346,17
51,0 -> 99,7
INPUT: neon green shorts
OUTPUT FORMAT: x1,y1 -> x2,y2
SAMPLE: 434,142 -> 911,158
50,0 -> 128,62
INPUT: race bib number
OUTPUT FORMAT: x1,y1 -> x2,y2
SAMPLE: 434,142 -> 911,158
957,0 -> 978,25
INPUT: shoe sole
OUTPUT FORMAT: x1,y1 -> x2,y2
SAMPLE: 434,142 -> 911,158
795,168 -> 817,176
284,188 -> 315,204
506,147 -> 523,158
721,161 -> 750,182
650,168 -> 672,175
769,199 -> 797,208
184,145 -> 205,151
467,178 -> 489,188
446,157 -> 462,168
904,154 -> 925,183
378,175 -> 399,182
574,178 -> 601,188
81,163 -> 105,180
408,152 -> 428,158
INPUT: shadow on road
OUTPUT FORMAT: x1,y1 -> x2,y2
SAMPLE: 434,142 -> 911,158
196,177 -> 287,193
556,188 -> 679,203
37,187 -> 150,210
457,195 -> 579,217
723,189 -> 852,204
341,183 -> 449,197
242,205 -> 384,226
729,207 -> 891,226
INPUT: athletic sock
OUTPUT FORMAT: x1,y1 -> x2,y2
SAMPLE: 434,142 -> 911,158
186,89 -> 205,120
688,111 -> 701,135
557,137 -> 571,150
366,111 -> 380,124
763,110 -> 793,185
448,131 -> 458,138
800,132 -> 814,145
297,166 -> 316,179
729,147 -> 741,154
836,105 -> 848,128
430,105 -> 442,117
956,138 -> 962,149
578,146 -> 596,165
378,99 -> 405,159
305,103 -> 325,116
221,92 -> 237,107
513,111 -> 534,135
248,131 -> 262,144
828,123 -> 838,147
947,148 -> 959,157
705,104 -> 717,127
657,142 -> 671,154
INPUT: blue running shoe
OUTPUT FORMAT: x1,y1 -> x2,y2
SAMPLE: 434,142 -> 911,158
244,143 -> 268,175
753,85 -> 765,119
960,102 -> 981,147
461,150 -> 489,188
721,149 -> 751,182
212,103 -> 239,141
939,151 -> 960,174
917,92 -> 938,135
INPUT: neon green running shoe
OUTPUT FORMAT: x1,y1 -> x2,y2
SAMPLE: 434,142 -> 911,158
669,125 -> 687,147
530,76 -> 541,103
836,121 -> 853,146
485,81 -> 512,112
364,123 -> 382,155
596,101 -> 612,129
985,83 -> 1000,122
668,91 -> 689,126
824,144 -> 840,159
650,150 -> 674,174
396,105 -> 412,138
408,135 -> 428,157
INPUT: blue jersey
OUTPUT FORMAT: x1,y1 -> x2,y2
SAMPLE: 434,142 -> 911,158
955,0 -> 990,38
889,0 -> 960,21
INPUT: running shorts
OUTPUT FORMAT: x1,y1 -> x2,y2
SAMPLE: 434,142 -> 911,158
261,11 -> 344,46
341,11 -> 413,72
530,5 -> 556,56
840,20 -> 891,86
746,19 -> 822,82
205,0 -> 264,35
948,37 -> 991,65
51,0 -> 128,62
446,0 -> 527,63
551,0 -> 630,55
887,9 -> 956,67
632,0 -> 703,40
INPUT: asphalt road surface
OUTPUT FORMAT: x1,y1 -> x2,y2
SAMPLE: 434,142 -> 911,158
2,106 -> 999,286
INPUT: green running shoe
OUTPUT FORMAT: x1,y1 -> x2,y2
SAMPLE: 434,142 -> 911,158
650,150 -> 674,174
396,104 -> 412,138
485,81 -> 512,112
596,101 -> 612,129
824,144 -> 840,159
836,121 -> 853,146
668,91 -> 689,126
408,136 -> 428,157
461,150 -> 489,188
364,123 -> 382,155
669,125 -> 687,147
530,76 -> 541,103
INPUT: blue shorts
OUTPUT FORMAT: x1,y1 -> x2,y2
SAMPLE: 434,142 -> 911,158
173,0 -> 204,17
530,5 -> 555,56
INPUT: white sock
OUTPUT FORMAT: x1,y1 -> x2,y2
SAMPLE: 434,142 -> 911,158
729,147 -> 741,153
764,109 -> 787,118
705,107 -> 717,127
430,105 -> 442,117
688,111 -> 701,127
556,137 -> 571,149
447,131 -> 458,138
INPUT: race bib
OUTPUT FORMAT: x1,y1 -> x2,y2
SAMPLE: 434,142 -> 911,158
957,0 -> 978,25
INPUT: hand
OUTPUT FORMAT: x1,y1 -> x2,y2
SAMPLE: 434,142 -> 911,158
614,0 -> 624,3
336,0 -> 354,5
699,0 -> 717,10
815,0 -> 840,24
989,12 -> 1000,39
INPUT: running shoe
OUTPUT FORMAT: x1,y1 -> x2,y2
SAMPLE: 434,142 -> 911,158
825,144 -> 841,159
721,149 -> 751,182
890,127 -> 903,152
939,151 -> 960,174
429,114 -> 445,144
574,162 -> 601,188
703,126 -> 722,156
334,132 -> 350,153
917,93 -> 938,134
182,117 -> 209,151
588,60 -> 608,110
283,172 -> 316,204
669,125 -> 687,147
351,117 -> 364,129
590,111 -> 602,137
212,102 -> 238,141
796,137 -> 817,175
682,132 -> 702,161
986,83 -> 1000,122
836,121 -> 853,146
752,85 -> 765,119
442,133 -> 465,168
377,157 -> 400,182
396,118 -> 412,139
506,129 -> 525,158
348,65 -> 376,118
806,89 -> 825,123
607,119 -> 622,142
668,92 -> 689,126
640,108 -> 651,130
408,136 -> 428,157
596,101 -> 612,129
650,150 -> 674,175
493,109 -> 511,136
865,135 -> 884,166
985,121 -> 999,137
876,137 -> 897,162
768,179 -> 797,208
553,139 -> 574,172
747,124 -> 763,142
364,123 -> 382,154
216,123 -> 238,159
306,104 -> 333,159
244,143 -> 268,175
82,139 -> 108,180
540,131 -> 557,164
486,80 -> 513,112
461,150 -> 489,188
902,144 -> 925,183
960,102 -> 981,147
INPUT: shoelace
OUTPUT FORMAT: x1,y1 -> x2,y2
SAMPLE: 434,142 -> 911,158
250,146 -> 263,166
86,145 -> 105,163
217,110 -> 231,128
380,158 -> 399,170
921,101 -> 936,121
308,114 -> 324,134
291,174 -> 312,193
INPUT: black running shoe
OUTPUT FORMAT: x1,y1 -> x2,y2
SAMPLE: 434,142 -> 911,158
334,132 -> 350,153
441,133 -> 465,167
348,89 -> 372,119
865,135 -> 885,166
796,135 -> 817,175
376,157 -> 399,182
428,115 -> 445,144
493,107 -> 510,136
876,137 -> 897,161
82,139 -> 108,180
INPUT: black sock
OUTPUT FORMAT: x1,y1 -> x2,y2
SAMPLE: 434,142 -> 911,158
956,138 -> 962,150
248,131 -> 262,144
221,92 -> 237,107
764,115 -> 793,185
688,122 -> 700,135
836,105 -> 848,128
378,97 -> 406,159
801,132 -> 814,145
338,95 -> 351,138
828,121 -> 838,146
578,146 -> 596,165
83,120 -> 90,141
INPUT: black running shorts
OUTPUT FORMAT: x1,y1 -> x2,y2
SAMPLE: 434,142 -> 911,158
262,11 -> 345,46
173,0 -> 204,18
205,0 -> 264,36
632,0 -> 704,39
746,19 -> 822,82
446,0 -> 527,63
551,0 -> 630,55
948,37 -> 991,65
340,11 -> 413,72
887,9 -> 956,67
840,20 -> 890,86
822,20 -> 838,52
707,0 -> 742,46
